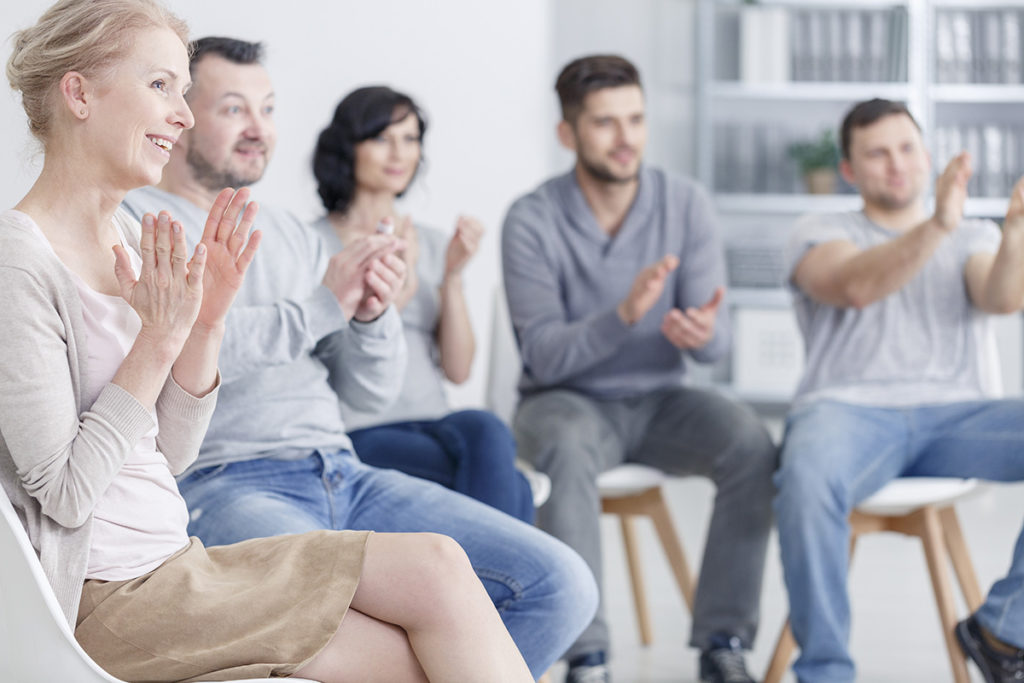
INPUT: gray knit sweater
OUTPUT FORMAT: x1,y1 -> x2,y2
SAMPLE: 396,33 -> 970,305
502,166 -> 730,399
0,208 -> 218,627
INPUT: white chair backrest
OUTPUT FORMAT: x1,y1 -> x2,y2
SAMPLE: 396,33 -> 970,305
485,285 -> 521,426
0,490 -> 320,683
0,489 -> 121,682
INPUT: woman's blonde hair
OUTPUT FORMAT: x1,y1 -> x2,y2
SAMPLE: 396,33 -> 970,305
6,0 -> 189,142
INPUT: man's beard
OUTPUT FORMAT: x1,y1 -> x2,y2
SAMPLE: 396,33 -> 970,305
186,145 -> 263,191
866,187 -> 920,212
578,148 -> 639,185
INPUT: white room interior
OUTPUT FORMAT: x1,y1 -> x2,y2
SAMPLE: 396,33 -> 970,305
2,1 -> 1023,681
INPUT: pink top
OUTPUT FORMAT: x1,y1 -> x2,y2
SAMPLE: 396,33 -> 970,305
25,215 -> 190,581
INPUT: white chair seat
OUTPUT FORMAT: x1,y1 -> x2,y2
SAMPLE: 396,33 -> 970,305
856,477 -> 979,517
597,464 -> 668,498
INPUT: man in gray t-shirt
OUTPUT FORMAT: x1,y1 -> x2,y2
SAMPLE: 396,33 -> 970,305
777,98 -> 1024,683
503,55 -> 777,683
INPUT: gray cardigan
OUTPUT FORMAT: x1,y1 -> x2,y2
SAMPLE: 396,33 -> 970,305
0,208 -> 218,627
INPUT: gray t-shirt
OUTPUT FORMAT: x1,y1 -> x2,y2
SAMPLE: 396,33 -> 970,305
313,217 -> 450,428
785,210 -> 1003,407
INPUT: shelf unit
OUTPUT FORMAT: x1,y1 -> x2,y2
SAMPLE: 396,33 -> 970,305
690,0 -> 1024,404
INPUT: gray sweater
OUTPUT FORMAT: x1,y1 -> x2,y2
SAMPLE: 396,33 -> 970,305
502,166 -> 730,399
123,187 -> 406,470
0,208 -> 218,627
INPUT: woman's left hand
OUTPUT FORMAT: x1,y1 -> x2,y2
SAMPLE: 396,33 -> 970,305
444,215 -> 483,276
195,188 -> 261,329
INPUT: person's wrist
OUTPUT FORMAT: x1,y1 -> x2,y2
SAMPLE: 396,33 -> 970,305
190,319 -> 226,339
441,271 -> 462,289
617,301 -> 636,326
136,326 -> 187,364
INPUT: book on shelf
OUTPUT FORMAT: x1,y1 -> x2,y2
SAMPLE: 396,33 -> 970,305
935,8 -> 1024,85
740,6 -> 790,83
981,11 -> 1002,85
982,125 -> 1004,198
866,9 -> 889,83
1004,10 -> 1022,84
951,11 -> 973,84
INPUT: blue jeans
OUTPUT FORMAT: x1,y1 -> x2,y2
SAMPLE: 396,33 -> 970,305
774,399 -> 1024,683
349,409 -> 534,523
178,450 -> 598,678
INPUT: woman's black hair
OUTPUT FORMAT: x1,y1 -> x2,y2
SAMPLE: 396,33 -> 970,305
313,86 -> 428,214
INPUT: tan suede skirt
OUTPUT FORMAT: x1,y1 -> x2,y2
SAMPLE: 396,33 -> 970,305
75,530 -> 371,682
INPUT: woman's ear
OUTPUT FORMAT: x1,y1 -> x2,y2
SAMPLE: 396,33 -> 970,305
59,71 -> 90,120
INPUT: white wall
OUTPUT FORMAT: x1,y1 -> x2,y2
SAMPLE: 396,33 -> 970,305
0,0 -> 557,408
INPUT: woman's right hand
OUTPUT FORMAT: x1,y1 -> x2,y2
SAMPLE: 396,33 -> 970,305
113,211 -> 206,353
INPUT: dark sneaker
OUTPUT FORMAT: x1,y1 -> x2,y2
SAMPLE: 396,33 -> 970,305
956,616 -> 1024,682
566,651 -> 610,683
700,634 -> 754,683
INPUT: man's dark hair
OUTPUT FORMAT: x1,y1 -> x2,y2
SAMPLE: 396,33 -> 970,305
555,54 -> 642,124
313,86 -> 428,214
840,98 -> 920,159
188,36 -> 264,74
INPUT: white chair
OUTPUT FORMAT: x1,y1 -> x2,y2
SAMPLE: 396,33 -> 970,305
487,287 -> 697,645
763,477 -> 982,683
0,489 -> 318,683
596,464 -> 697,645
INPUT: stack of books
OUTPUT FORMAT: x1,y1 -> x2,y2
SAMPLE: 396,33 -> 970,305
731,5 -> 908,84
935,9 -> 1022,85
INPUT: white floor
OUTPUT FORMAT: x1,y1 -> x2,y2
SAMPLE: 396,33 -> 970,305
546,477 -> 1024,683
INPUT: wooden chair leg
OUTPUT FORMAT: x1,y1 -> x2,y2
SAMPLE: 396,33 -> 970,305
619,514 -> 654,646
763,617 -> 796,683
939,506 -> 984,612
646,487 -> 697,611
918,507 -> 972,683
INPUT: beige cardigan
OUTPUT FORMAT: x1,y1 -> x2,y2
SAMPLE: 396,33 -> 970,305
0,208 -> 218,627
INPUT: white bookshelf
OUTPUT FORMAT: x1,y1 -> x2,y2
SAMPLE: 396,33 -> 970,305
691,0 -> 1024,403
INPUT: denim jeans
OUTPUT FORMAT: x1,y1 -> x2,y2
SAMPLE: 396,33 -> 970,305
514,386 -> 777,659
774,399 -> 1024,683
178,450 -> 598,678
349,409 -> 534,523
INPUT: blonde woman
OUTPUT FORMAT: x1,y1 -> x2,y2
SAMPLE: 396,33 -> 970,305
0,1 -> 532,681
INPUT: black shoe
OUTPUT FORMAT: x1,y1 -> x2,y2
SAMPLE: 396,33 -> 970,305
699,634 -> 754,683
956,616 -> 1024,682
566,651 -> 610,683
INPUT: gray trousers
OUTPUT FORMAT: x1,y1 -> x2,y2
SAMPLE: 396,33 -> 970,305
514,386 -> 777,659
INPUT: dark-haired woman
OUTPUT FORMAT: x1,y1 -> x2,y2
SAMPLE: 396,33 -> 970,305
312,86 -> 540,523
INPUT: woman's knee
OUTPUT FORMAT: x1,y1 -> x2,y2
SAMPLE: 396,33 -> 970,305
409,533 -> 478,598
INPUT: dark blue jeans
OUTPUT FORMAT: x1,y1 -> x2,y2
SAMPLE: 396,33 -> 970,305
349,409 -> 534,523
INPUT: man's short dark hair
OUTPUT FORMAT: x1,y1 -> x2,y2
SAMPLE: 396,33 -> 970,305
555,54 -> 642,124
840,98 -> 920,159
188,36 -> 264,74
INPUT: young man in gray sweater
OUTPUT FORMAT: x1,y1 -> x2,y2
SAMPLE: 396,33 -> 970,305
123,37 -> 598,680
502,55 -> 776,683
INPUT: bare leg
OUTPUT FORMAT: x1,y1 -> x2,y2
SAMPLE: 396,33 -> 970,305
293,532 -> 533,683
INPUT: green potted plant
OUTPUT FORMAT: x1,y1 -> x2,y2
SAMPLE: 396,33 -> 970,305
788,129 -> 841,194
